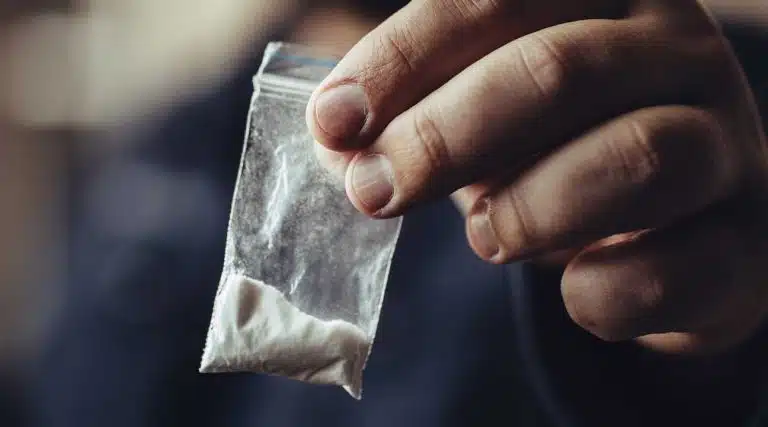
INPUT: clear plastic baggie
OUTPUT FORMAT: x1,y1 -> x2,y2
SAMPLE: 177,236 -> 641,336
199,42 -> 403,399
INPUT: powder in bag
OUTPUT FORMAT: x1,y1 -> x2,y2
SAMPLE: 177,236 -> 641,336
199,42 -> 402,399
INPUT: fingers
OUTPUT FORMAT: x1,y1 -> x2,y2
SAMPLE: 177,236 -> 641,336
560,211 -> 768,354
306,0 -> 624,150
314,142 -> 354,183
450,152 -> 547,215
465,105 -> 740,264
345,18 -> 726,216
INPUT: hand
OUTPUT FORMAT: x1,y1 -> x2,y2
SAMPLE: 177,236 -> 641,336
306,0 -> 768,355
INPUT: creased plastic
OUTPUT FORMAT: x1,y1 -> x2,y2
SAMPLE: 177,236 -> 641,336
199,42 -> 402,399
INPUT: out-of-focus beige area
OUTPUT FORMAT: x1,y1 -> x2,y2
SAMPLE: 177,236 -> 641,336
0,0 -> 764,423
2,0 -> 301,128
0,0 -> 303,391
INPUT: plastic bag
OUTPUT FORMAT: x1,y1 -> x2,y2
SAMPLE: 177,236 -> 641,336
199,42 -> 402,399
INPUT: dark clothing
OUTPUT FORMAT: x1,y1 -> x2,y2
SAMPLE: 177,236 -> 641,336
33,23 -> 768,427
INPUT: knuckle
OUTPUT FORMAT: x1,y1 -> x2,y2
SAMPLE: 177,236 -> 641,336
373,24 -> 419,78
514,33 -> 573,101
441,0 -> 505,21
604,107 -> 732,195
411,109 -> 452,182
681,108 -> 726,148
604,117 -> 664,188
497,188 -> 538,256
678,106 -> 719,130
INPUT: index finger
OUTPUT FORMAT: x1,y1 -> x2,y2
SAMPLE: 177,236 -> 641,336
306,0 -> 623,150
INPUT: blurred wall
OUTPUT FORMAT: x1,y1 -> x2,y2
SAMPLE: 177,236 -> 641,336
0,0 -> 303,398
3,0 -> 301,130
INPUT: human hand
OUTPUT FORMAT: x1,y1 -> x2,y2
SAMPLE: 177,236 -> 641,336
306,0 -> 768,355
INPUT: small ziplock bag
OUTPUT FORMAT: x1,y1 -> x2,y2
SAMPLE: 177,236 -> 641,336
199,42 -> 402,399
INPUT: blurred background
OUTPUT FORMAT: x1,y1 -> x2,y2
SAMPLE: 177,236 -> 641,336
0,0 -> 299,422
0,0 -> 765,426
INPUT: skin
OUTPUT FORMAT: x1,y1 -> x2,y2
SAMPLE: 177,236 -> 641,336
305,0 -> 768,356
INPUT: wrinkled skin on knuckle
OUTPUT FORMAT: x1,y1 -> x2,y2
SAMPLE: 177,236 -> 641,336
604,117 -> 665,191
380,109 -> 453,208
514,33 -> 572,103
505,189 -> 540,253
408,109 -> 454,193
436,0 -> 508,22
360,29 -> 418,95
377,23 -> 420,75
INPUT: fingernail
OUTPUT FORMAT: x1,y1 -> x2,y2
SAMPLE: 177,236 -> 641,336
314,84 -> 368,141
350,154 -> 394,213
469,199 -> 500,260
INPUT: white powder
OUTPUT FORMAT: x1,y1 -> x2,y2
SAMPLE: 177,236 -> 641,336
200,274 -> 370,398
